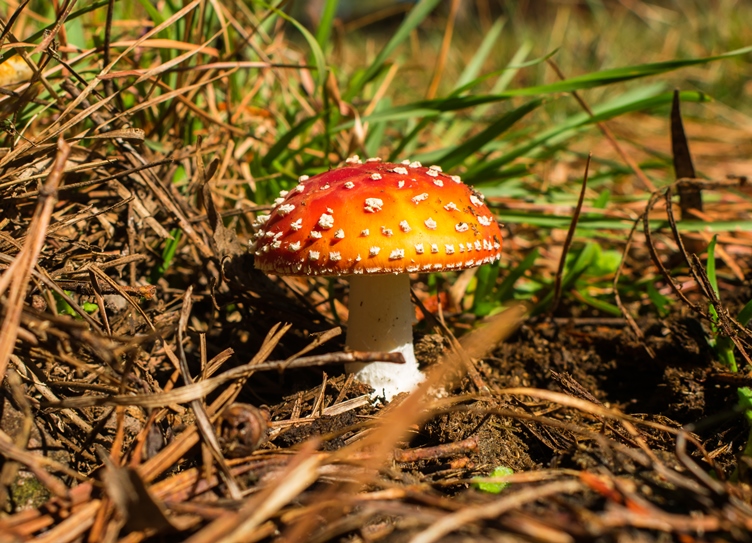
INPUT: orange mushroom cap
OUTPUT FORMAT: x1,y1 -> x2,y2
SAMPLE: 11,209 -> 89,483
252,158 -> 502,276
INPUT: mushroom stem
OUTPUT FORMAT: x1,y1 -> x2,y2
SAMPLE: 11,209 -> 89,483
344,273 -> 424,400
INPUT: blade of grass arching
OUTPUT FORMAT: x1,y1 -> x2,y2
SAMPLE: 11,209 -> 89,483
262,3 -> 326,89
344,0 -> 441,100
465,89 -> 707,182
428,98 -> 542,170
350,44 -> 750,129
346,79 -> 666,133
266,4 -> 327,92
315,0 -> 339,51
391,41 -> 537,161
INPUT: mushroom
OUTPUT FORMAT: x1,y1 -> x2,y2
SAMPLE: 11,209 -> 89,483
252,157 -> 503,401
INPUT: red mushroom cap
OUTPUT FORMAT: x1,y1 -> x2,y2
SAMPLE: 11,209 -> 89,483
252,158 -> 502,276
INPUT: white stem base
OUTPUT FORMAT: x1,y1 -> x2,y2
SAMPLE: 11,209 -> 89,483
344,274 -> 424,401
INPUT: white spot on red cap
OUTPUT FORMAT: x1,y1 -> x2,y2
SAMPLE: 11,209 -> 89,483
271,240 -> 281,249
366,157 -> 382,163
256,214 -> 270,225
318,214 -> 334,229
309,250 -> 320,261
290,218 -> 303,231
399,220 -> 411,232
311,231 -> 322,239
415,243 -> 424,254
344,181 -> 355,189
369,246 -> 380,256
361,229 -> 369,236
278,190 -> 289,197
429,165 -> 442,172
278,204 -> 295,216
409,161 -> 422,168
444,202 -> 457,211
474,240 -> 482,251
322,184 -> 330,190
445,244 -> 455,255
370,173 -> 382,180
364,198 -> 383,213
273,197 -> 285,205
431,244 -> 439,254
346,155 -> 361,164
401,159 -> 411,165
470,195 -> 483,207
455,222 -> 469,232
450,175 -> 461,183
392,166 -> 409,175
398,180 -> 405,188
425,218 -> 437,230
334,229 -> 345,239
381,226 -> 393,236
294,184 -> 305,193
389,248 -> 405,260
433,179 -> 443,186
478,215 -> 493,226
411,193 -> 429,204
298,175 -> 309,182
288,241 -> 301,252
426,169 -> 439,177
330,252 -> 342,261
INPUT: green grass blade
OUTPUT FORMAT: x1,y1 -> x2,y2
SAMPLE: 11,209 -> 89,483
433,99 -> 542,170
261,114 -> 322,169
315,0 -> 340,50
574,291 -> 622,316
471,262 -> 501,317
706,235 -> 720,297
135,0 -> 166,26
496,248 -> 539,302
737,299 -> 752,327
345,0 -> 442,100
266,4 -> 328,92
465,90 -> 707,182
454,19 -> 505,90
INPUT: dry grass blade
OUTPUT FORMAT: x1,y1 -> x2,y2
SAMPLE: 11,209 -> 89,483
551,154 -> 591,315
0,136 -> 69,384
176,285 -> 242,500
184,440 -> 321,543
409,480 -> 584,543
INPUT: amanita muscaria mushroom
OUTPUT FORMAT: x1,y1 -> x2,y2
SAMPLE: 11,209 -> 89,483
252,156 -> 502,401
